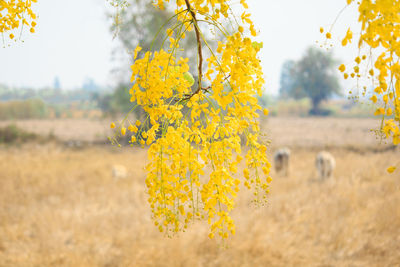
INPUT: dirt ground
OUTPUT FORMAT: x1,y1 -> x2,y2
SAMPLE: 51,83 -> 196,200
0,118 -> 399,266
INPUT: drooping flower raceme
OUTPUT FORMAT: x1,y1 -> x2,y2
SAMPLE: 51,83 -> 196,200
340,0 -> 400,149
0,0 -> 37,41
321,0 -> 399,173
111,0 -> 271,239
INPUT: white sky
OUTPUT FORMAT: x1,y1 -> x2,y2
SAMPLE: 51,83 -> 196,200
0,0 -> 359,95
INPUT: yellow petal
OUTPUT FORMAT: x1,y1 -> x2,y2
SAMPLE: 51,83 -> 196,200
387,166 -> 396,174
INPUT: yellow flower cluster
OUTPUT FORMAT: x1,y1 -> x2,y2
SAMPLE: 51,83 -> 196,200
340,0 -> 400,149
112,0 -> 270,239
0,0 -> 37,40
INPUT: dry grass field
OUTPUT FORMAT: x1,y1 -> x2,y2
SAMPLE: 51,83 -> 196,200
0,118 -> 399,266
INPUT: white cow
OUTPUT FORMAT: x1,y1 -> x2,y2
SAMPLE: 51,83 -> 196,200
315,151 -> 335,180
274,148 -> 291,176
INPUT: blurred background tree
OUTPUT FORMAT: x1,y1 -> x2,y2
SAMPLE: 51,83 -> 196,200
279,60 -> 297,99
279,47 -> 340,115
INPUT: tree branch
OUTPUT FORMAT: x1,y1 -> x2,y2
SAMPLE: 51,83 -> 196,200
184,0 -> 203,95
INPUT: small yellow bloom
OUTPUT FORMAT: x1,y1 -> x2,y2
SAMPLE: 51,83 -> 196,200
110,122 -> 116,128
338,64 -> 346,72
370,95 -> 378,103
30,28 -> 35,33
341,28 -> 353,46
387,166 -> 396,174
326,32 -> 332,39
133,46 -> 142,60
263,108 -> 269,116
9,33 -> 14,39
369,69 -> 374,76
320,27 -> 324,33
166,28 -> 173,37
374,107 -> 385,116
121,127 -> 126,136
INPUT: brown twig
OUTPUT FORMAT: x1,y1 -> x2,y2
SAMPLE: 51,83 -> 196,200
184,0 -> 203,95
178,2 -> 231,103
178,75 -> 231,102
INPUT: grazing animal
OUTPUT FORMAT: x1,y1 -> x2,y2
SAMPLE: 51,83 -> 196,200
315,151 -> 335,180
274,148 -> 291,176
112,164 -> 128,179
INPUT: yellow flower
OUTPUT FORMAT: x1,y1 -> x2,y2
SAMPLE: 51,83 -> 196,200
370,95 -> 378,103
166,28 -> 173,36
133,46 -> 142,60
338,64 -> 346,72
0,0 -> 37,40
118,0 -> 272,239
387,166 -> 396,174
110,122 -> 116,129
263,108 -> 269,116
326,32 -> 332,39
341,28 -> 352,46
341,0 -> 400,149
121,127 -> 126,136
374,107 -> 385,116
369,69 -> 374,76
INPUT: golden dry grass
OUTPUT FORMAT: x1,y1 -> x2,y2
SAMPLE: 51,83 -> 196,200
0,118 -> 399,266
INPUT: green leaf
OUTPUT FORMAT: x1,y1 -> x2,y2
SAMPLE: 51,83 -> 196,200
183,72 -> 195,86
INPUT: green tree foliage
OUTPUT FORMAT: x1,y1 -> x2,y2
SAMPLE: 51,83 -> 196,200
279,60 -> 296,99
279,47 -> 340,115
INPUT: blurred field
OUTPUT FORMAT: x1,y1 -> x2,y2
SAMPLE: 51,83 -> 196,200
0,118 -> 399,266
0,117 -> 387,146
0,119 -> 110,142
